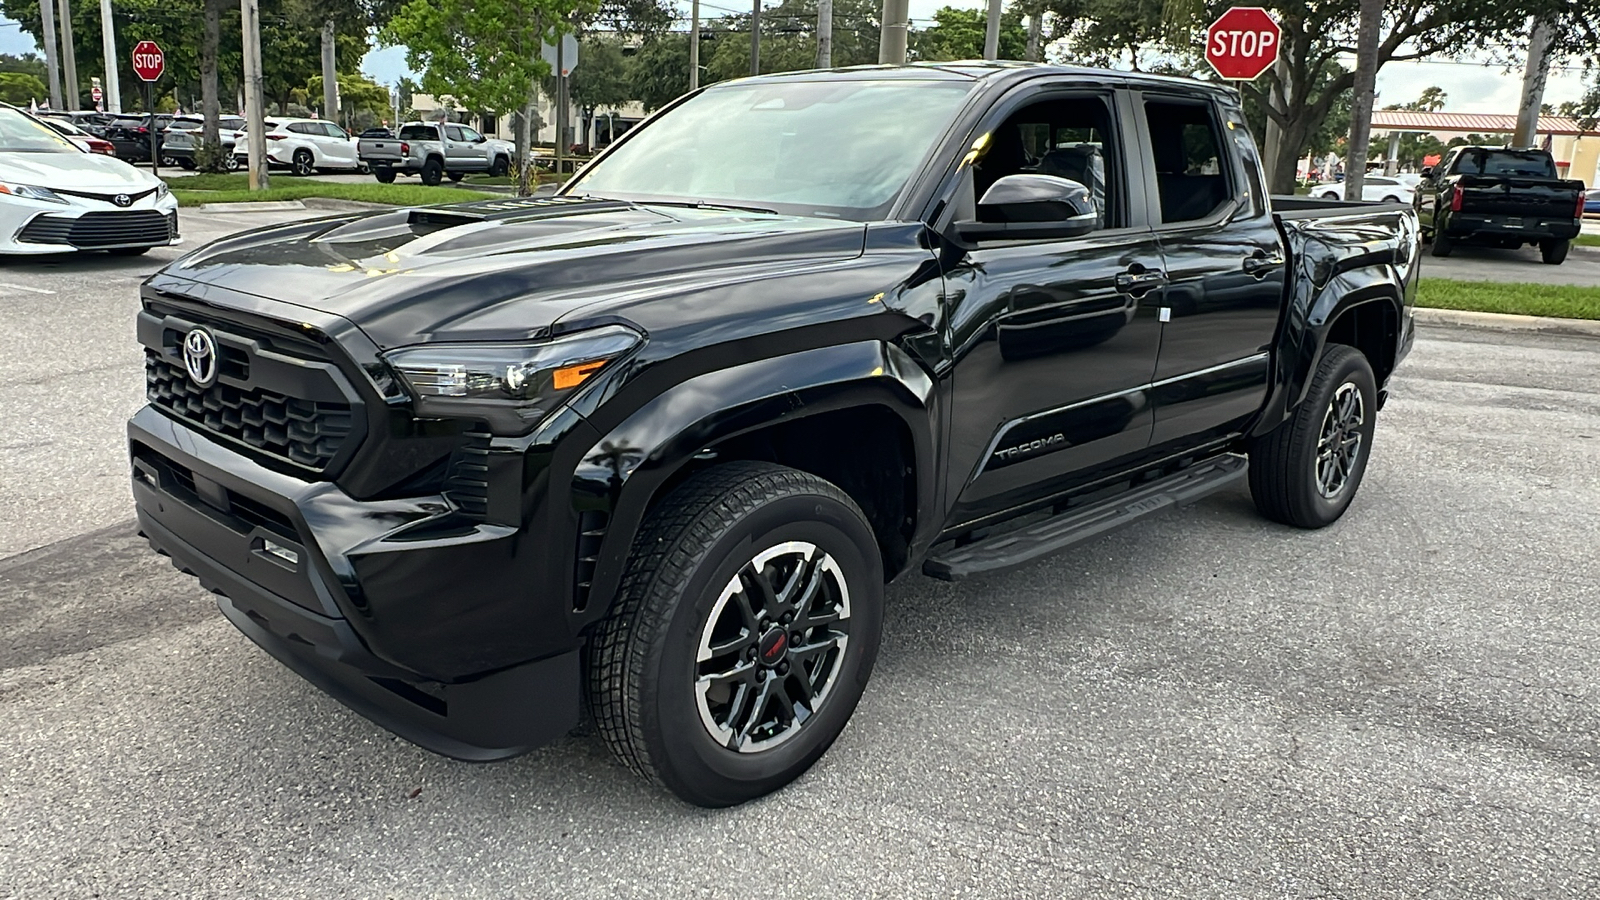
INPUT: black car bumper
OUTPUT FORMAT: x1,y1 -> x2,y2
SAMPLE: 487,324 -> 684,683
1444,212 -> 1581,243
129,405 -> 580,761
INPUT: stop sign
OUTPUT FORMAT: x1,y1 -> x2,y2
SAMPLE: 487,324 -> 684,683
131,40 -> 165,82
1205,7 -> 1280,81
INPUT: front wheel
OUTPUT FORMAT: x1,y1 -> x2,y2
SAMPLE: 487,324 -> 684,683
1541,238 -> 1570,265
587,461 -> 884,807
490,155 -> 509,177
1247,344 -> 1377,529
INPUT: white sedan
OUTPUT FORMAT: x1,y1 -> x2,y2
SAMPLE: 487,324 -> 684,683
233,117 -> 364,176
0,104 -> 179,256
1310,175 -> 1415,204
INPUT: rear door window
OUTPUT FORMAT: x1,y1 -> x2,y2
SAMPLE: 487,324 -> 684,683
399,124 -> 436,141
1140,99 -> 1234,224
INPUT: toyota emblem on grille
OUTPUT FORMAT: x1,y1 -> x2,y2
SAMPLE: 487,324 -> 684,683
182,328 -> 219,388
113,193 -> 132,207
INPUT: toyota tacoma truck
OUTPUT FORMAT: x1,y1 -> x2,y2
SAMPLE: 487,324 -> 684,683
357,121 -> 514,185
130,64 -> 1417,807
1417,145 -> 1585,264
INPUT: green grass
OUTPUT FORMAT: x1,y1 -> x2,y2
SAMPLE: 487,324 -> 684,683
1416,278 -> 1600,320
171,180 -> 497,208
1577,233 -> 1599,248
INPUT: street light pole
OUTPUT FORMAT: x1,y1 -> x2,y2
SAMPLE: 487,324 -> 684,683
240,0 -> 269,190
98,0 -> 121,112
689,0 -> 700,91
983,0 -> 1002,60
877,0 -> 907,65
816,0 -> 832,68
750,0 -> 760,76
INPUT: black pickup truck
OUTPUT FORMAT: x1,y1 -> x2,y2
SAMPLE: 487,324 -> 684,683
129,64 -> 1417,807
1418,145 -> 1585,264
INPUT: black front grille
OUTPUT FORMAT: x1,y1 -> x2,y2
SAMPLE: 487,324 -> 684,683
19,210 -> 176,249
145,352 -> 354,470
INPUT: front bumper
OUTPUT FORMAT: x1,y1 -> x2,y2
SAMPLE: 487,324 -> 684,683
129,405 -> 580,760
2,193 -> 180,254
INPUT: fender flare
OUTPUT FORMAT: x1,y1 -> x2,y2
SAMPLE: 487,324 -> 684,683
568,340 -> 937,623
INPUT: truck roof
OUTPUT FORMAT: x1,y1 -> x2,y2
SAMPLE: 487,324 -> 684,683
727,61 -> 1240,101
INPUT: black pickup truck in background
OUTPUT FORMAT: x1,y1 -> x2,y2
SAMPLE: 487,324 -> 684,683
129,64 -> 1417,807
1418,146 -> 1585,264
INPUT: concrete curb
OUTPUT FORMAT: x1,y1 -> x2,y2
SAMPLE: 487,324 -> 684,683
194,200 -> 306,212
1413,307 -> 1600,338
300,197 -> 393,212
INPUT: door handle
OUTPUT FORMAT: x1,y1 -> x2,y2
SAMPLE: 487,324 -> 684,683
1114,269 -> 1168,293
1242,254 -> 1285,276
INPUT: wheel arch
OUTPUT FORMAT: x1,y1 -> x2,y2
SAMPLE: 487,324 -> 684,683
569,341 -> 939,628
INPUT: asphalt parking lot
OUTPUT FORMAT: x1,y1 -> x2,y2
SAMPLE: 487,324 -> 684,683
2,209 -> 1599,898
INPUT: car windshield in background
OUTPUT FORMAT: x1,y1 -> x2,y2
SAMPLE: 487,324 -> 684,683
1457,149 -> 1557,178
570,79 -> 976,220
0,108 -> 78,152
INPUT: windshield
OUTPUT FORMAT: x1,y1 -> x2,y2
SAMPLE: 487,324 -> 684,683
569,79 -> 975,219
1456,149 -> 1556,178
0,108 -> 79,153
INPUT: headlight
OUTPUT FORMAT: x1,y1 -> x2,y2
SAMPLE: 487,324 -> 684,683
154,181 -> 169,199
0,182 -> 67,204
386,324 -> 642,433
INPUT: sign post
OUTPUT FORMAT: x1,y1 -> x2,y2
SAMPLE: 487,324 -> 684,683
1204,7 -> 1281,82
131,40 -> 166,176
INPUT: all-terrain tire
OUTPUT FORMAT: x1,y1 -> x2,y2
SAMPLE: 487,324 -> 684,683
587,461 -> 884,807
420,157 -> 444,186
1541,238 -> 1570,265
1247,344 -> 1378,529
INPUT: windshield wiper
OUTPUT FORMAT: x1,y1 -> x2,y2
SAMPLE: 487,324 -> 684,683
632,198 -> 780,216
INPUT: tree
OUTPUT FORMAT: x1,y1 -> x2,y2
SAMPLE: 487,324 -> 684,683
630,32 -> 690,111
912,6 -> 1027,61
545,36 -> 633,148
701,0 -> 879,83
0,53 -> 48,79
383,0 -> 593,195
0,71 -> 47,105
1410,85 -> 1447,112
307,73 -> 392,131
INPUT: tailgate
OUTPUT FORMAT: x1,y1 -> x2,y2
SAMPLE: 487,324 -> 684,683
357,139 -> 403,160
1457,177 -> 1581,218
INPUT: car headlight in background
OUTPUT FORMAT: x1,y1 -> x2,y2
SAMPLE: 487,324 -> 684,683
386,324 -> 643,433
0,182 -> 67,204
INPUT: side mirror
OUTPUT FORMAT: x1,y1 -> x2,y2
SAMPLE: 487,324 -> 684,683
955,174 -> 1099,243
1420,166 -> 1433,178
476,135 -> 488,143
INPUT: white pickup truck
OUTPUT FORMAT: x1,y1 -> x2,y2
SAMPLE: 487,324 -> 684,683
357,122 -> 514,185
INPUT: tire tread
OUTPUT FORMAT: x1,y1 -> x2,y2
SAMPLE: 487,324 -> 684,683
1248,343 -> 1368,528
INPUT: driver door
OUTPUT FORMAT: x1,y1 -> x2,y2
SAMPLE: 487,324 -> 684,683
939,87 -> 1167,528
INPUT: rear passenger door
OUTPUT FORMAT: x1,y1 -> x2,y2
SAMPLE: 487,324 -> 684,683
1134,93 -> 1283,449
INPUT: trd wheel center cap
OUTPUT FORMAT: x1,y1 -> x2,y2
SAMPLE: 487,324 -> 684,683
757,626 -> 789,666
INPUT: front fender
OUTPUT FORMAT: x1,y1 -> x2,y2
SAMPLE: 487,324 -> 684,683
569,340 -> 937,626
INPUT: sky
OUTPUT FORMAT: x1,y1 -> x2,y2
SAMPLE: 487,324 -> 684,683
1,7 -> 1590,116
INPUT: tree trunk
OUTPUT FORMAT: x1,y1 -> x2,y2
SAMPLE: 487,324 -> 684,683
321,19 -> 338,121
1512,17 -> 1556,148
516,96 -> 534,197
200,0 -> 221,170
1343,0 -> 1383,202
1025,2 -> 1042,62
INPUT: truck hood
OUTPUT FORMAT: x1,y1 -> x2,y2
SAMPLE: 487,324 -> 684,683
158,197 -> 868,348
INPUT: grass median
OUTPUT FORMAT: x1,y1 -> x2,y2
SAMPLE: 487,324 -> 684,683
1417,278 -> 1600,320
1578,233 -> 1599,248
166,173 -> 497,208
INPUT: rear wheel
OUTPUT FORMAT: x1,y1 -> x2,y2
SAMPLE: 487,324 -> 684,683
1247,344 -> 1377,529
587,461 -> 884,807
373,166 -> 396,184
1430,227 -> 1454,257
1541,238 -> 1570,265
224,154 -> 241,172
291,149 -> 314,177
1381,195 -> 1399,203
420,157 -> 444,186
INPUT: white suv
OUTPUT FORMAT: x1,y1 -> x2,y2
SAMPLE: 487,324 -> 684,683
233,118 -> 363,175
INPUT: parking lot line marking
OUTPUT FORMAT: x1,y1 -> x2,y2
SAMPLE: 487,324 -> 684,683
1,282 -> 58,295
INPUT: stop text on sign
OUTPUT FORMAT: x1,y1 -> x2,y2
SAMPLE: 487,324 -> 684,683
1209,28 -> 1276,59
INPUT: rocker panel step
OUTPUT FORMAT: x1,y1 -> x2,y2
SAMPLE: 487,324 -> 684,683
923,455 -> 1248,581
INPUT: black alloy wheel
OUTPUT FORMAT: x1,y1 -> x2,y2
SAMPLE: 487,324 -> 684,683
588,461 -> 884,807
1247,343 -> 1377,528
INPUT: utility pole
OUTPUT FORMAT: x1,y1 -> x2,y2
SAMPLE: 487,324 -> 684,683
750,0 -> 760,76
878,0 -> 908,64
321,19 -> 339,123
240,0 -> 268,189
689,0 -> 700,91
983,0 -> 1002,60
1513,17 -> 1556,148
1342,0 -> 1382,203
58,0 -> 80,110
815,0 -> 832,68
98,0 -> 120,112
41,0 -> 63,108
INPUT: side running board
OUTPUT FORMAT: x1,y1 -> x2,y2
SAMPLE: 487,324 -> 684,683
923,455 -> 1248,581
